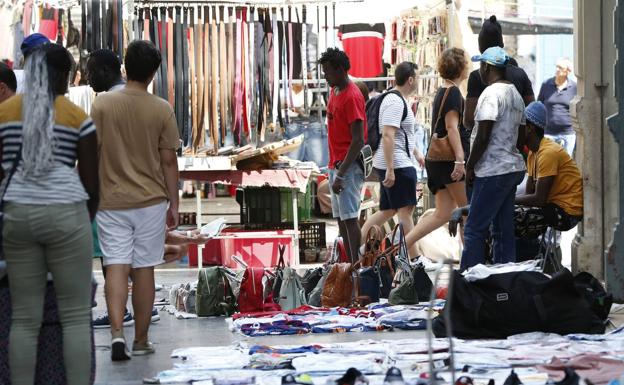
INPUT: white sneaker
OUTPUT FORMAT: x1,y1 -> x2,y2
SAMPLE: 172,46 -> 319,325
132,341 -> 156,356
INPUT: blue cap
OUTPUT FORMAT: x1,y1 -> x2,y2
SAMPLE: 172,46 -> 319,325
525,101 -> 547,130
20,33 -> 49,57
471,46 -> 509,68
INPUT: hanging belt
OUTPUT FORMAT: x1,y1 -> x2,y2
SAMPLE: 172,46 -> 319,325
218,8 -> 227,146
151,9 -> 161,96
167,9 -> 174,107
118,0 -> 124,53
194,7 -> 205,149
112,1 -> 118,52
92,0 -> 100,50
174,8 -> 185,143
182,10 -> 191,147
242,8 -> 250,141
271,9 -> 279,128
226,7 -> 235,141
211,8 -> 220,151
103,3 -> 110,49
143,9 -> 150,40
232,9 -> 242,144
302,5 -> 308,116
158,7 -> 169,104
189,8 -> 198,151
132,8 -> 139,44
288,18 -> 295,114
204,6 -> 212,150
81,0 -> 87,51
248,8 -> 256,141
278,11 -> 286,128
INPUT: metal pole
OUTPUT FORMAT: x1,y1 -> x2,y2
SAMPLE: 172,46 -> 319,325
292,190 -> 300,267
196,181 -> 203,270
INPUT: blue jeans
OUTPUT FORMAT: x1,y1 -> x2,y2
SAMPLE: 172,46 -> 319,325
545,133 -> 575,156
461,171 -> 525,269
329,164 -> 364,221
284,117 -> 329,168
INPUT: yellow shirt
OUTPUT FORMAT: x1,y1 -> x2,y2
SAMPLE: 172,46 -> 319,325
527,138 -> 583,217
91,88 -> 180,210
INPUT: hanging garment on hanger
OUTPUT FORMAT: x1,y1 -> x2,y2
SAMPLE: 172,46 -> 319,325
158,7 -> 169,104
211,7 -> 219,151
167,8 -> 174,107
56,8 -> 64,45
133,9 -> 140,44
143,9 -> 149,40
112,1 -> 119,51
182,9 -> 190,147
39,5 -> 58,41
338,23 -> 386,78
24,0 -> 34,37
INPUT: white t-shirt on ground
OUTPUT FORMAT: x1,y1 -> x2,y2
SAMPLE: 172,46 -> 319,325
472,82 -> 527,178
372,92 -> 416,170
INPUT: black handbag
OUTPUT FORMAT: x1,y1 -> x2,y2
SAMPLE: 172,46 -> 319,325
271,245 -> 287,303
300,267 -> 323,297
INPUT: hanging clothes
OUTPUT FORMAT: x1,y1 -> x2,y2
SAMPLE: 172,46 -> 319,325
338,23 -> 386,78
39,5 -> 59,41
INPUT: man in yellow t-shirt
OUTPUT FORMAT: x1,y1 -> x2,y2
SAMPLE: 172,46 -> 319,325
516,101 -> 583,230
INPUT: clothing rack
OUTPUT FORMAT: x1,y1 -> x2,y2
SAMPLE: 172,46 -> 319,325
134,0 -> 362,5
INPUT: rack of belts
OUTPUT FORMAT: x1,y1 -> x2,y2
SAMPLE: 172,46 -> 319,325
128,0 -> 360,156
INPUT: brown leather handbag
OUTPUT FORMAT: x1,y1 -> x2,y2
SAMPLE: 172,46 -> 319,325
321,263 -> 354,308
426,86 -> 457,162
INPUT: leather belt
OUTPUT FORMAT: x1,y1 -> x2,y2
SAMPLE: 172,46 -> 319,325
151,9 -> 161,96
271,9 -> 279,128
232,9 -> 242,144
167,9 -> 174,107
211,8 -> 220,151
112,0 -> 118,52
302,5 -> 308,115
218,8 -> 227,146
82,0 -> 88,51
227,7 -> 235,141
189,8 -> 197,150
194,6 -> 205,149
118,0 -> 123,54
203,6 -> 211,150
242,8 -> 250,140
92,0 -> 100,50
103,3 -> 110,49
248,8 -> 256,139
288,18 -> 295,110
175,8 -> 184,142
158,7 -> 168,104
182,9 -> 190,146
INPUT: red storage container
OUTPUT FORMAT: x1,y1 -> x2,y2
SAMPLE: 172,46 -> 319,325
187,229 -> 295,268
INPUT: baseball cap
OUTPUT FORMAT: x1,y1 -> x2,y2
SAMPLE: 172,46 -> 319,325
471,46 -> 509,68
525,101 -> 548,130
21,33 -> 50,57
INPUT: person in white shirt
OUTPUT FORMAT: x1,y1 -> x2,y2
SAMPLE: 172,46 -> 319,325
360,61 -> 425,258
462,46 -> 527,269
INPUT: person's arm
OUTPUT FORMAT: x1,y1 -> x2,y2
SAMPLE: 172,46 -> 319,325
464,97 -> 478,130
525,176 -> 536,195
537,82 -> 545,103
381,125 -> 397,188
160,148 -> 179,229
166,229 -> 211,245
77,127 -> 99,221
465,120 -> 493,185
445,104 -> 465,181
516,176 -> 554,207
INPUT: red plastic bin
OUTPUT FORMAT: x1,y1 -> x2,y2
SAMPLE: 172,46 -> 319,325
188,229 -> 295,268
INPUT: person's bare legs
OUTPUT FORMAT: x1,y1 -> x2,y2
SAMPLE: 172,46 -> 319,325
104,264 -> 132,338
361,210 -> 396,246
396,206 -> 416,257
446,181 -> 469,244
341,218 -> 362,264
130,267 -> 156,345
404,189 -> 457,254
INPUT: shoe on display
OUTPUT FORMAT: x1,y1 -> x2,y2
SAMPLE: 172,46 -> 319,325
384,367 -> 405,385
132,341 -> 155,356
111,337 -> 131,361
93,309 -> 134,329
151,307 -> 160,323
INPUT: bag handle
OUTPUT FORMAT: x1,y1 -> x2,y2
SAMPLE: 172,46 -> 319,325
276,245 -> 286,269
432,86 -> 453,137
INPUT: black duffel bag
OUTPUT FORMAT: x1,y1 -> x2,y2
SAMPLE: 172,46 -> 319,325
433,268 -> 611,339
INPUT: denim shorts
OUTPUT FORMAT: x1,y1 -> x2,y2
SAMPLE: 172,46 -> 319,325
328,163 -> 364,221
284,116 -> 329,168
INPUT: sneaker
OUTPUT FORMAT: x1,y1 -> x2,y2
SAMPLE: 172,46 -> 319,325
111,337 -> 131,361
151,307 -> 160,323
93,309 -> 134,329
132,341 -> 155,356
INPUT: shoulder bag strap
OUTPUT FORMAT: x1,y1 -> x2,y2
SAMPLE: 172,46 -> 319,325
432,86 -> 453,137
387,90 -> 411,156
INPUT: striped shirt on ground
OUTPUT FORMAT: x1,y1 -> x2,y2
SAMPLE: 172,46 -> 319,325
0,95 -> 95,204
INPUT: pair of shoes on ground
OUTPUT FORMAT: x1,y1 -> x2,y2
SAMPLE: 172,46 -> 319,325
111,338 -> 155,361
94,307 -> 160,328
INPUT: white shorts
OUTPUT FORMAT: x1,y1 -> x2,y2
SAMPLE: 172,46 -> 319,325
96,201 -> 167,268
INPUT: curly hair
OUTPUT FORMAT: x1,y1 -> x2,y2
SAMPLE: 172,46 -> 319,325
437,48 -> 468,81
319,48 -> 350,71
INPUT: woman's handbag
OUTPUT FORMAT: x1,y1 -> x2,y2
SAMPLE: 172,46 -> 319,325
426,86 -> 457,162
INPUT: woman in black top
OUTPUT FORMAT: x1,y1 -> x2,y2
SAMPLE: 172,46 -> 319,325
405,48 -> 470,252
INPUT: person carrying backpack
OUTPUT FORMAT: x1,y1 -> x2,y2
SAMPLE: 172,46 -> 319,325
361,61 -> 424,259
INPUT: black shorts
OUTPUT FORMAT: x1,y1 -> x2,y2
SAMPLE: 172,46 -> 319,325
375,167 -> 418,211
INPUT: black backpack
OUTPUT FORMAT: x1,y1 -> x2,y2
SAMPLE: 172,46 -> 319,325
365,90 -> 409,155
433,269 -> 610,339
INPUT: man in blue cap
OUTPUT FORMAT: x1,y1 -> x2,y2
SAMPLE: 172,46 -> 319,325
516,101 -> 583,229
462,46 -> 527,269
14,33 -> 50,93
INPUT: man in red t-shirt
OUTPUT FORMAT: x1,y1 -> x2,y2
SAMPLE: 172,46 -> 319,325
319,48 -> 367,263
